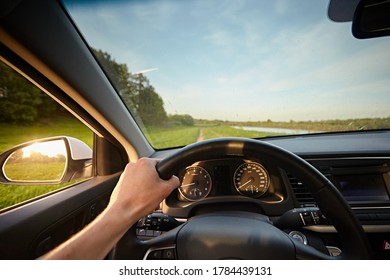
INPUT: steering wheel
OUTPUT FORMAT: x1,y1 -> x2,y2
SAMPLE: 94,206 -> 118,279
112,138 -> 371,259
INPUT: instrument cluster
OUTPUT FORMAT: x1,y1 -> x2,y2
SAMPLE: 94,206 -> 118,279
176,158 -> 279,202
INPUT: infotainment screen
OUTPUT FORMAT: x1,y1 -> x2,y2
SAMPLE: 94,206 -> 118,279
333,174 -> 389,201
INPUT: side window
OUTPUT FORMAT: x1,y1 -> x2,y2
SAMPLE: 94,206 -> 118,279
0,61 -> 93,211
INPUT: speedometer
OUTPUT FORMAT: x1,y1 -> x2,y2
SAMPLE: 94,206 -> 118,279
233,162 -> 270,197
179,166 -> 212,201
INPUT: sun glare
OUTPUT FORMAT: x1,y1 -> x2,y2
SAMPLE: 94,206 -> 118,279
21,140 -> 66,158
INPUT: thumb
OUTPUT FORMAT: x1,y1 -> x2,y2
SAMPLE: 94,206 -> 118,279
166,175 -> 180,188
162,175 -> 180,195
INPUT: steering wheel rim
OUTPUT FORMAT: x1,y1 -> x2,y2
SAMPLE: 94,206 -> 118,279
114,137 -> 371,259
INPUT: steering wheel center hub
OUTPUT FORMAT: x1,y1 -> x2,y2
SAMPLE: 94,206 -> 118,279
176,212 -> 295,259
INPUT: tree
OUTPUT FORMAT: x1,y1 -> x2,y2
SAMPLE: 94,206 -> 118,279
0,61 -> 67,123
0,49 -> 171,126
138,84 -> 168,126
0,62 -> 43,122
93,50 -> 137,110
93,49 -> 168,126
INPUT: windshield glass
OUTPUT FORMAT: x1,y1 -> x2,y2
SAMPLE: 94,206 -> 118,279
63,0 -> 390,149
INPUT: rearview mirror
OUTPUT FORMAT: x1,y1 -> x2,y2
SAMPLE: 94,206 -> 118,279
0,136 -> 92,184
352,0 -> 390,39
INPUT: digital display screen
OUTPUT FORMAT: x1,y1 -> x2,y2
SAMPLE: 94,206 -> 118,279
334,174 -> 389,201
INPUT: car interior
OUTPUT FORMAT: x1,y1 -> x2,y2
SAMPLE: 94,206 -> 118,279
0,0 -> 389,260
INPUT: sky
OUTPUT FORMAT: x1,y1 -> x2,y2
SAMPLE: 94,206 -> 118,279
64,0 -> 390,122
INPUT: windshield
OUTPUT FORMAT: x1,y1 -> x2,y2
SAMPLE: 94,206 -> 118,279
63,0 -> 390,149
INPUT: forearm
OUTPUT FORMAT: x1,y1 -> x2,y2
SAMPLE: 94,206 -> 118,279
40,159 -> 179,260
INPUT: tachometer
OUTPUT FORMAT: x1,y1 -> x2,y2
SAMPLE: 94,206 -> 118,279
179,166 -> 212,201
233,162 -> 270,197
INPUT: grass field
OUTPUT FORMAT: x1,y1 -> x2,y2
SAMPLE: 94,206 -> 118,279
145,126 -> 200,149
4,162 -> 66,181
0,119 -> 280,209
0,117 -> 92,210
0,183 -> 76,209
200,125 -> 276,139
1,116 -> 389,210
146,125 -> 279,149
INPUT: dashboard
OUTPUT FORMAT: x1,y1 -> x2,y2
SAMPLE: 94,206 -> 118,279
162,155 -> 390,219
145,131 -> 390,259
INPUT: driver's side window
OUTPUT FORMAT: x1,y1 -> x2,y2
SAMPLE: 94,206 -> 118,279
0,61 -> 93,211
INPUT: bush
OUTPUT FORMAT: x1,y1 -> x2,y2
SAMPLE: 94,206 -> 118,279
169,114 -> 194,126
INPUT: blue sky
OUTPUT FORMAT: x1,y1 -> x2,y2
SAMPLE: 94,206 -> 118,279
64,0 -> 390,122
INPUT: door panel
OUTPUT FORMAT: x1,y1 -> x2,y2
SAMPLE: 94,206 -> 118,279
0,175 -> 119,259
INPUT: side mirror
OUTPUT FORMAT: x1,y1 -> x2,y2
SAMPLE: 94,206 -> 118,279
352,0 -> 390,39
0,136 -> 92,184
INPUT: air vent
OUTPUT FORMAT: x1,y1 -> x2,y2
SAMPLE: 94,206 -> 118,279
286,172 -> 316,207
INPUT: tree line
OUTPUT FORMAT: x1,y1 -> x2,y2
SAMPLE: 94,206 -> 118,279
0,61 -> 66,122
0,49 -> 194,127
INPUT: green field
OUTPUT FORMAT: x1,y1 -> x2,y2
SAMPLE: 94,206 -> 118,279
1,116 -> 389,210
146,124 -> 279,149
4,162 -> 66,181
0,118 -> 280,209
145,126 -> 200,148
0,118 -> 93,210
0,183 -> 76,210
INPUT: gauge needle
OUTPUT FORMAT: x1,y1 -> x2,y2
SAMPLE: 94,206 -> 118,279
238,178 -> 253,189
181,182 -> 196,188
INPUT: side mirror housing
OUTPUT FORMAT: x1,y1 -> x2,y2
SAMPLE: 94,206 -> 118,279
352,0 -> 390,39
0,136 -> 92,184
